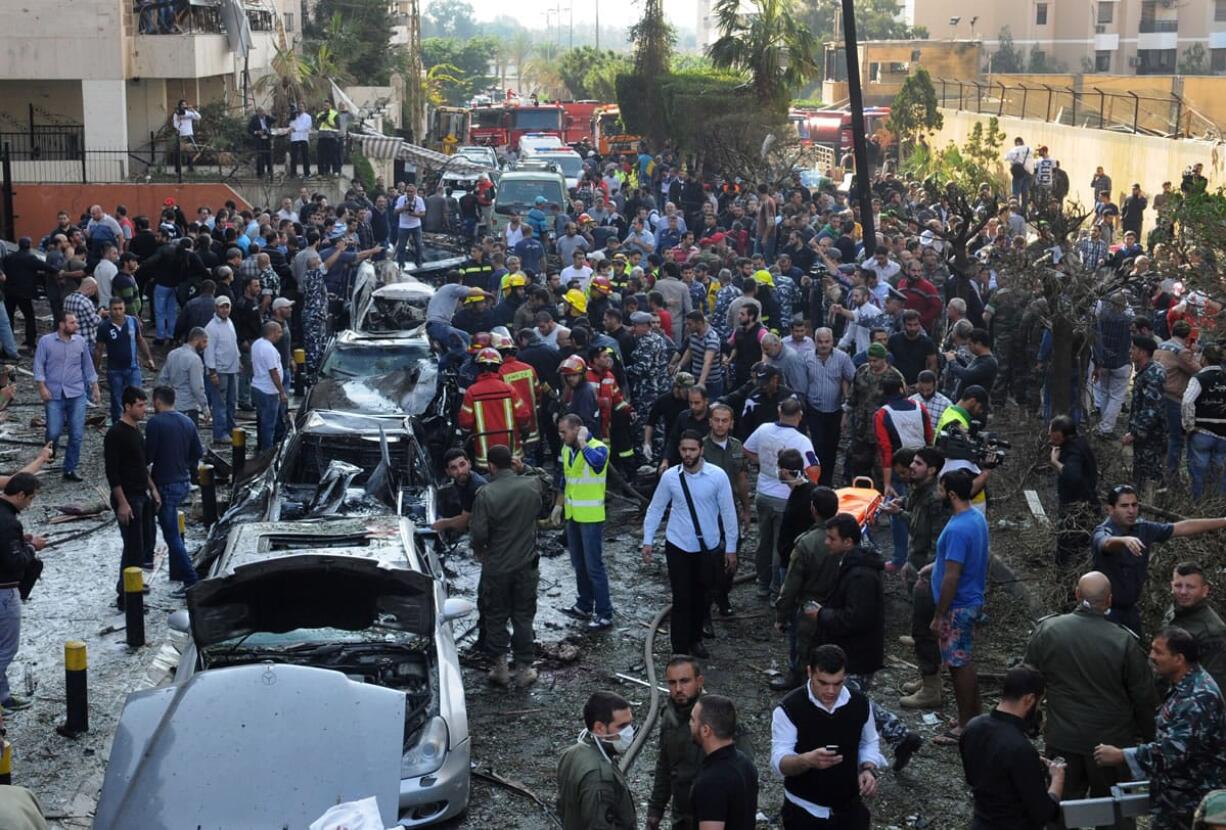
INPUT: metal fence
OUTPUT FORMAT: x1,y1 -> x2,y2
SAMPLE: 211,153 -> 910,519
933,78 -> 1222,140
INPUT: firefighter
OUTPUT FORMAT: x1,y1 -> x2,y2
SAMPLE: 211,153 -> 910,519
494,332 -> 546,464
457,347 -> 531,468
560,354 -> 601,438
587,275 -> 616,324
587,346 -> 636,478
458,332 -> 493,392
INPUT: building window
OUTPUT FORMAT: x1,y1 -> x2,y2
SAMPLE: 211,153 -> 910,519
1036,3 -> 1048,25
1216,0 -> 1226,22
1214,48 -> 1226,73
1096,50 -> 1112,71
284,12 -> 294,31
1137,48 -> 1177,74
1098,3 -> 1114,24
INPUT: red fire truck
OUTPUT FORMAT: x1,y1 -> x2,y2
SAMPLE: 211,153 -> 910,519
559,100 -> 602,145
789,106 -> 891,155
467,102 -> 566,153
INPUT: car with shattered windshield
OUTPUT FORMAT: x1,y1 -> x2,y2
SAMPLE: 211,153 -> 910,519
95,517 -> 473,828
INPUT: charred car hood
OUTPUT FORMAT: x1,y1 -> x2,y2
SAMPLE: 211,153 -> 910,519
188,554 -> 435,649
305,365 -> 438,417
94,663 -> 405,830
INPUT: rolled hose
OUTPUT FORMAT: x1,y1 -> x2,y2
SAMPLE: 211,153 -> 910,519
619,571 -> 760,773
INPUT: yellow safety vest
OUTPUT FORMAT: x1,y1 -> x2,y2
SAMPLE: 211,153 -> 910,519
319,109 -> 339,132
563,439 -> 608,523
934,406 -> 987,508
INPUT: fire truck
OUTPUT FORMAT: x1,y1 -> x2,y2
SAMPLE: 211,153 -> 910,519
590,105 -> 642,157
427,106 -> 471,153
789,106 -> 892,156
559,100 -> 602,145
467,102 -> 566,153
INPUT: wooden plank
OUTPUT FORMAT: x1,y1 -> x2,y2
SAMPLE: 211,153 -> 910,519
1024,489 -> 1050,526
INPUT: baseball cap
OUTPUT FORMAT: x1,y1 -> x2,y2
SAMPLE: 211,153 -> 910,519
753,363 -> 781,382
630,311 -> 654,325
271,297 -> 294,310
215,295 -> 232,306
163,197 -> 176,206
867,342 -> 888,358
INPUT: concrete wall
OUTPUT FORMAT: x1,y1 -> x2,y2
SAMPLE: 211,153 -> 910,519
0,81 -> 84,131
932,108 -> 1225,229
0,0 -> 124,80
10,183 -> 250,239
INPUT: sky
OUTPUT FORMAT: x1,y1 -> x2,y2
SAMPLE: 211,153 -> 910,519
435,0 -> 701,33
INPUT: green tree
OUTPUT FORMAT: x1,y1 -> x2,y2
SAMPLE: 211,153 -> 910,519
991,27 -> 1025,73
796,0 -> 927,44
420,36 -> 499,105
304,1 -> 396,85
423,0 -> 478,39
707,0 -> 820,113
557,47 -> 623,99
886,68 -> 942,156
629,0 -> 674,79
1179,43 -> 1209,75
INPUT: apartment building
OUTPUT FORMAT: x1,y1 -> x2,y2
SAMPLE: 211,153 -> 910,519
0,0 -> 301,176
911,0 -> 1226,75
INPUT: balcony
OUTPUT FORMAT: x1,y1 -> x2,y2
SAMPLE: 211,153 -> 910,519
129,0 -> 277,79
1138,18 -> 1178,33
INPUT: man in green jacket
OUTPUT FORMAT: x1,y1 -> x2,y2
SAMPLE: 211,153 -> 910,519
771,486 -> 841,692
1165,561 -> 1226,690
646,656 -> 754,830
468,444 -> 552,688
1024,571 -> 1157,812
557,691 -> 637,830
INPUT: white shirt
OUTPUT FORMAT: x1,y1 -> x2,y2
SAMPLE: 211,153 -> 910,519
560,265 -> 593,291
289,112 -> 313,142
504,223 -> 525,247
251,337 -> 282,395
94,259 -> 118,309
276,208 -> 297,222
172,109 -> 200,138
539,324 -> 569,349
1004,144 -> 1033,174
770,683 -> 887,819
743,422 -> 819,499
863,257 -> 900,284
204,316 -> 240,374
642,462 -> 739,553
837,303 -> 887,354
395,194 -> 425,230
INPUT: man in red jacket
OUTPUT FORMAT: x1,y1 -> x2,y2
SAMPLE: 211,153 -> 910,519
458,347 -> 530,468
586,346 -> 636,476
898,260 -> 943,335
493,332 -> 545,462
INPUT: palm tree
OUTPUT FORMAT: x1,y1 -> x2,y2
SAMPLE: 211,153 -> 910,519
706,0 -> 820,112
507,31 -> 534,96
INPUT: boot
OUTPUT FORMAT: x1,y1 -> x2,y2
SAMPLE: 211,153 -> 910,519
900,676 -> 924,695
900,673 -> 942,709
515,666 -> 538,687
488,655 -> 511,687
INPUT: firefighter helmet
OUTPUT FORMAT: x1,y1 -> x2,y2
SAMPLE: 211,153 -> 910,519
475,347 -> 503,367
467,332 -> 492,354
559,355 -> 587,376
490,332 -> 515,351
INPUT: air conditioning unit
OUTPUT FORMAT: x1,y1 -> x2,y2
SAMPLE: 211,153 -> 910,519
1095,24 -> 1107,33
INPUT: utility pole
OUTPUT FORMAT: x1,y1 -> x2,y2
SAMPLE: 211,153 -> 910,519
840,0 -> 875,257
595,0 -> 600,48
569,5 -> 574,49
405,0 -> 424,144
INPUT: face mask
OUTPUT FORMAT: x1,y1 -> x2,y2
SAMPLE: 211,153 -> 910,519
607,724 -> 635,754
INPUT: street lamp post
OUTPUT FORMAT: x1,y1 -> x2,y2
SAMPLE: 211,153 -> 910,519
839,0 -> 875,257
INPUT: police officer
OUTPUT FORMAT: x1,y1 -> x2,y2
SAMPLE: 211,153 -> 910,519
1123,335 -> 1167,499
315,101 -> 341,175
627,311 -> 671,448
1165,562 -> 1226,690
1095,627 -> 1226,830
1024,571 -> 1157,813
557,691 -> 637,830
647,656 -> 754,830
468,444 -> 551,688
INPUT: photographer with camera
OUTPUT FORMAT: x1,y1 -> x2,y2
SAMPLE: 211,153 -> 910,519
935,385 -> 999,515
171,99 -> 200,173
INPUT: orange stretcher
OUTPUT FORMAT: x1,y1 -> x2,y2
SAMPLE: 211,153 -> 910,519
835,476 -> 884,529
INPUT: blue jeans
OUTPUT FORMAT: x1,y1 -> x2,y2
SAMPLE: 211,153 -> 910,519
0,302 -> 18,360
252,387 -> 285,451
426,320 -> 471,373
107,366 -> 143,424
207,372 -> 237,440
395,225 -> 423,266
45,394 -> 87,474
890,479 -> 910,567
704,376 -> 725,400
565,520 -> 612,619
156,480 -> 198,585
1165,398 -> 1186,476
1188,430 -> 1226,499
154,284 -> 179,341
0,588 -> 20,702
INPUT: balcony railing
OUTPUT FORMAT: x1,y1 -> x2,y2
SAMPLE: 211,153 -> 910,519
1138,18 -> 1178,33
132,0 -> 273,35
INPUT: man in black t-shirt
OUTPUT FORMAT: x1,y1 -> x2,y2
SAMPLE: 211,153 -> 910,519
431,448 -> 487,536
104,386 -> 158,610
887,310 -> 938,391
690,694 -> 759,830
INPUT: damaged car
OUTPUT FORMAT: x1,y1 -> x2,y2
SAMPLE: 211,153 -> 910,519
96,517 -> 473,828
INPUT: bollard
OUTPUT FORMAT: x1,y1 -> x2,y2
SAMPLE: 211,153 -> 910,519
293,348 -> 306,397
123,567 -> 145,648
0,739 -> 11,784
198,464 -> 218,526
231,428 -> 247,479
56,640 -> 88,738
177,510 -> 186,536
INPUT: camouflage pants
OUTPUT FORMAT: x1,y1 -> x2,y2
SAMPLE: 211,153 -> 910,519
846,673 -> 910,749
1133,437 -> 1167,488
991,333 -> 1020,405
478,565 -> 539,665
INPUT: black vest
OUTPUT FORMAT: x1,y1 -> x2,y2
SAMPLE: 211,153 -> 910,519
1194,366 -> 1226,436
778,685 -> 869,811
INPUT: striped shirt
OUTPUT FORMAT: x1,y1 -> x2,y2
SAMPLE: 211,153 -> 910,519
688,327 -> 724,385
910,390 -> 953,431
805,349 -> 856,412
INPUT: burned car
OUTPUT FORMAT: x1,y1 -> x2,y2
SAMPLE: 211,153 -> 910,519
96,517 -> 473,828
353,278 -> 436,334
301,330 -> 446,423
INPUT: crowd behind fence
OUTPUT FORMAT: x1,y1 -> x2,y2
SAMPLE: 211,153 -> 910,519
934,78 -> 1223,141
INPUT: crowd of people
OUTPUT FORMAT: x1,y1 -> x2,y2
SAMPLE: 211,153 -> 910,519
0,127 -> 1223,828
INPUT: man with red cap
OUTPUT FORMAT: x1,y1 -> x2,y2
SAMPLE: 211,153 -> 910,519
458,347 -> 531,468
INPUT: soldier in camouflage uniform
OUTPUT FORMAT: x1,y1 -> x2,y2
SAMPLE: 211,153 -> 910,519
773,266 -> 798,325
300,258 -> 329,383
1125,335 -> 1168,496
646,657 -> 753,830
467,445 -> 552,688
1095,626 -> 1226,830
846,343 -> 906,482
711,279 -> 742,342
1017,297 -> 1050,412
626,311 -> 672,446
983,277 -> 1028,407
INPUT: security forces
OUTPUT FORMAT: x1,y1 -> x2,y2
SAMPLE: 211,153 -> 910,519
557,691 -> 637,830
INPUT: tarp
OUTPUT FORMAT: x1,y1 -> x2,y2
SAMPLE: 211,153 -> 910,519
351,133 -> 491,175
218,0 -> 252,57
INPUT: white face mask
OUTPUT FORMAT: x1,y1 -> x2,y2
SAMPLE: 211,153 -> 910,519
606,724 -> 635,754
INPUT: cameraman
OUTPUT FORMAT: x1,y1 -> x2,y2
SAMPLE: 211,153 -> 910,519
935,385 -> 994,514
171,99 -> 200,173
